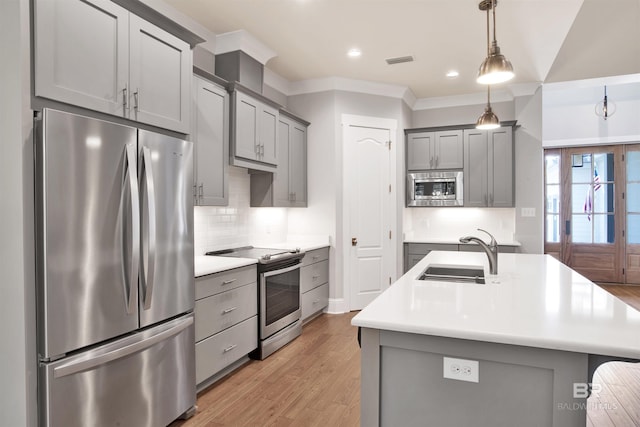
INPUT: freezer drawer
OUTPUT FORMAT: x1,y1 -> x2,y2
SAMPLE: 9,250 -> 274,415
39,314 -> 195,427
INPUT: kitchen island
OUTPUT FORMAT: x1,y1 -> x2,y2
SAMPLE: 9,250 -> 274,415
352,251 -> 640,427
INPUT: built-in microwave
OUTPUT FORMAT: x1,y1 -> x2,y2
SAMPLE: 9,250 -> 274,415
407,171 -> 463,207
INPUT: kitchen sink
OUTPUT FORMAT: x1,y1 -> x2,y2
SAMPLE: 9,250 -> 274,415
418,264 -> 485,284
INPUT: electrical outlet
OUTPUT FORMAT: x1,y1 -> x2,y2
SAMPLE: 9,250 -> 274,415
521,207 -> 536,217
443,357 -> 479,383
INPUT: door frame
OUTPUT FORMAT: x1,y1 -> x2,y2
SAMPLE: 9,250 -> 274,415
341,114 -> 397,311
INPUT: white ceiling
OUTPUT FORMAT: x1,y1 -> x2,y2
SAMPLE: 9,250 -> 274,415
164,0 -> 640,99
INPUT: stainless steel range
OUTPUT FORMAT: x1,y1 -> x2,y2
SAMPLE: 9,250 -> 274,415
206,246 -> 305,359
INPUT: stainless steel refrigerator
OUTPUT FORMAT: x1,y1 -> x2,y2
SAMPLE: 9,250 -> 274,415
35,108 -> 195,427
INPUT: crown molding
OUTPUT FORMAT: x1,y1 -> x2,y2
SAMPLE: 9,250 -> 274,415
214,30 -> 276,65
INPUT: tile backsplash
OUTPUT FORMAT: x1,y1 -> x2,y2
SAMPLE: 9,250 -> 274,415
194,166 -> 289,255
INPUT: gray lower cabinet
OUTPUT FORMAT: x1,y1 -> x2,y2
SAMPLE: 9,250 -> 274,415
301,248 -> 329,322
463,126 -> 514,207
192,74 -> 229,206
195,265 -> 257,387
404,242 -> 518,273
250,111 -> 309,207
33,0 -> 192,133
229,84 -> 279,172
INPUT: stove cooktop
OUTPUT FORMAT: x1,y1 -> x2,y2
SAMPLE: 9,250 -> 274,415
206,246 -> 304,264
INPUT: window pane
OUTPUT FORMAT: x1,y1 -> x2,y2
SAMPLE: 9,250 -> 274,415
572,214 -> 592,243
593,152 -> 614,181
572,184 -> 591,213
545,155 -> 560,184
593,183 -> 614,214
629,213 -> 640,244
546,214 -> 560,243
546,184 -> 560,214
593,214 -> 614,244
627,151 -> 640,181
629,183 -> 640,213
572,155 -> 591,183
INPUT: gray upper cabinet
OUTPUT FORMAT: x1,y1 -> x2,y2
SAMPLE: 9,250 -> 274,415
33,0 -> 191,133
250,112 -> 309,207
406,130 -> 463,170
230,87 -> 279,172
463,126 -> 514,207
192,75 -> 229,206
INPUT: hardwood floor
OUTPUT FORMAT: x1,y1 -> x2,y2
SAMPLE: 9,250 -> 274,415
598,283 -> 640,312
173,291 -> 640,427
171,312 -> 361,427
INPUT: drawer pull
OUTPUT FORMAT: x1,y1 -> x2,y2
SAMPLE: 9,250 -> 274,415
312,275 -> 320,279
223,344 -> 237,353
313,299 -> 321,304
312,256 -> 319,260
222,307 -> 237,314
222,279 -> 237,285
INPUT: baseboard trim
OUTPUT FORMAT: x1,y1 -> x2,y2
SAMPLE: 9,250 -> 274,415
327,298 -> 348,314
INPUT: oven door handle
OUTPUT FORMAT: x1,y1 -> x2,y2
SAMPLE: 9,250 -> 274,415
262,262 -> 302,278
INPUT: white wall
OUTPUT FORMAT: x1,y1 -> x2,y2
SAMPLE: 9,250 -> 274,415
0,1 -> 37,426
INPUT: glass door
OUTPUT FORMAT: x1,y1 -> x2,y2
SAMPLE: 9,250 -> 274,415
626,145 -> 640,284
544,150 -> 562,260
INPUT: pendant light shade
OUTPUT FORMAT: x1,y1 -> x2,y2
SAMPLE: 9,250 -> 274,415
477,0 -> 514,85
476,85 -> 500,130
595,85 -> 616,120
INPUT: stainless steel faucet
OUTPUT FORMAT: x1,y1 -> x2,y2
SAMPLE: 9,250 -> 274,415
459,228 -> 498,275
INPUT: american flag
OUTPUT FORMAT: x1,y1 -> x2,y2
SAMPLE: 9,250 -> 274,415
584,167 -> 601,221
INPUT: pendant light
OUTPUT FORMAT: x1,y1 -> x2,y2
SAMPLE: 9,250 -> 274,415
477,0 -> 514,85
595,85 -> 616,120
476,85 -> 500,129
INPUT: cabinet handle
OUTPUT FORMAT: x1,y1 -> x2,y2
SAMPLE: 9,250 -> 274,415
223,344 -> 237,353
312,275 -> 320,280
222,307 -> 237,314
260,144 -> 265,156
199,183 -> 204,202
429,157 -> 434,168
489,194 -> 494,205
193,184 -> 198,204
133,89 -> 139,112
435,155 -> 439,167
122,85 -> 128,113
312,299 -> 321,304
312,256 -> 319,260
222,279 -> 236,285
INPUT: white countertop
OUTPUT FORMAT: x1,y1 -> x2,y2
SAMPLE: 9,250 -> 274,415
352,251 -> 640,359
194,256 -> 257,277
404,237 -> 521,246
266,239 -> 330,252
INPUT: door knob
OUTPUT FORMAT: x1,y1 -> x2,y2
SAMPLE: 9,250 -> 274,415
352,237 -> 358,246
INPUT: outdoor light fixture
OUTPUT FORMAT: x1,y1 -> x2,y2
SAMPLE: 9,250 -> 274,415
595,85 -> 616,120
477,0 -> 514,85
476,85 -> 500,129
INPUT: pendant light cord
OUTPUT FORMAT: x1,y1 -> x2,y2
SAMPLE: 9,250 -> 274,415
492,0 -> 497,47
486,4 -> 490,57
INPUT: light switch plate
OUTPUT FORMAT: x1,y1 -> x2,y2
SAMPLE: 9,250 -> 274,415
521,207 -> 536,217
443,357 -> 479,383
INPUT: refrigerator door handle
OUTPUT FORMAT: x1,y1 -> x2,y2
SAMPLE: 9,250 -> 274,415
123,144 -> 140,315
141,147 -> 157,310
53,316 -> 193,379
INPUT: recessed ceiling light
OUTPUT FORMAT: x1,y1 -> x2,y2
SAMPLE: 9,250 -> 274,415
347,48 -> 362,58
446,70 -> 460,78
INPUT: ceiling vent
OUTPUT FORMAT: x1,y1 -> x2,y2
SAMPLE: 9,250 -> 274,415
385,55 -> 414,65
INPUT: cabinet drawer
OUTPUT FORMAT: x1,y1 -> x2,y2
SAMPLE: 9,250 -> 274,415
195,282 -> 257,342
195,316 -> 258,385
300,260 -> 329,293
301,283 -> 328,321
195,265 -> 256,299
301,247 -> 329,267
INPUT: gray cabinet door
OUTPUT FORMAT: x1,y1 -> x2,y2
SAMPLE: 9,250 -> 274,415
289,120 -> 307,206
463,127 -> 514,207
463,129 -> 489,207
273,118 -> 291,206
129,15 -> 191,133
434,130 -> 463,169
234,91 -> 260,160
407,132 -> 434,170
34,0 -> 129,117
259,104 -> 278,166
192,76 -> 228,206
488,127 -> 514,207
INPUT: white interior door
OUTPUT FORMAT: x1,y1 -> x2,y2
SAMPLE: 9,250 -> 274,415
343,115 -> 396,310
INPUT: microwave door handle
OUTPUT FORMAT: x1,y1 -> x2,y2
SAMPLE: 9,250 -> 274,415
141,147 -> 157,310
123,144 -> 140,315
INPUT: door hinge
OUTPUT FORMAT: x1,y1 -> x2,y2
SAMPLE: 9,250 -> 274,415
388,140 -> 391,151
622,153 -> 625,161
623,192 -> 625,200
389,277 -> 392,285
623,268 -> 625,275
623,230 -> 625,237
389,184 -> 391,193
389,230 -> 392,239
